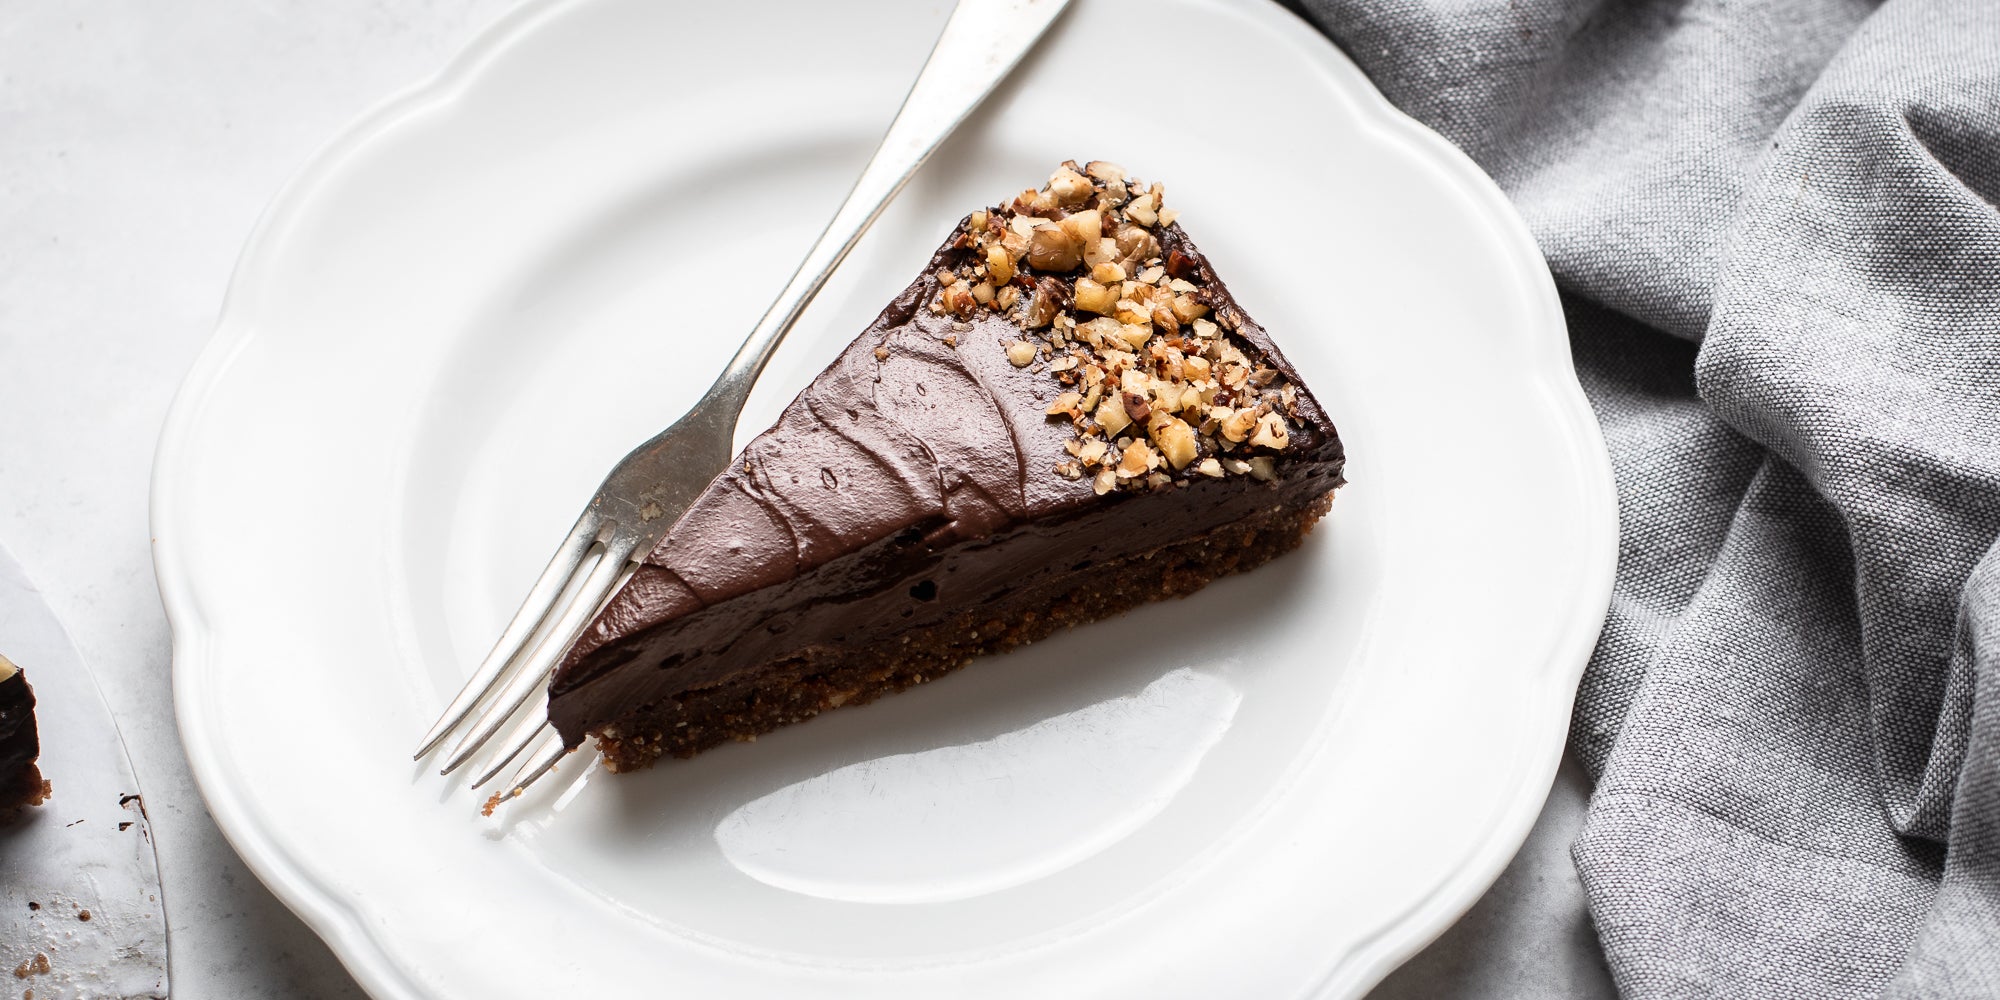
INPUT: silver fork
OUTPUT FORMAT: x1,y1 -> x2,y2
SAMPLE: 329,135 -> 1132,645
413,0 -> 1074,805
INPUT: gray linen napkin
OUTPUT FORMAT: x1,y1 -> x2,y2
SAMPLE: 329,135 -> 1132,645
1285,0 -> 2000,996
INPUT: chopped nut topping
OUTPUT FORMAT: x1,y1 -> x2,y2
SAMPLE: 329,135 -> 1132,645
933,161 -> 1301,491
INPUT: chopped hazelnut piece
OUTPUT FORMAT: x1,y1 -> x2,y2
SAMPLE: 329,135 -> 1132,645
1113,299 -> 1151,327
1152,415 -> 1198,469
1169,294 -> 1209,324
1126,191 -> 1159,226
1024,278 -> 1065,328
1118,440 -> 1158,477
1028,223 -> 1082,272
1006,340 -> 1037,367
986,245 -> 1015,284
1084,160 -> 1127,182
1250,412 -> 1290,449
1219,407 -> 1257,443
1073,277 -> 1117,315
1077,316 -> 1120,346
1092,469 -> 1116,495
942,282 -> 976,318
1046,391 -> 1082,416
1095,395 -> 1132,436
1196,457 -> 1224,478
1048,166 -> 1093,206
1059,209 -> 1103,246
1084,237 -> 1119,268
1248,456 -> 1277,481
1113,225 -> 1157,267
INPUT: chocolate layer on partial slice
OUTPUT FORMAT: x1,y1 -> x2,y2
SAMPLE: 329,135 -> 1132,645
1,654 -> 49,810
548,162 -> 1346,771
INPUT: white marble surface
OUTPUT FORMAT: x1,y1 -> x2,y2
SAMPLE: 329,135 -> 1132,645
0,2 -> 1616,997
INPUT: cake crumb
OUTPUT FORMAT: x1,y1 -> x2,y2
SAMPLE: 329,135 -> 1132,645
481,793 -> 502,818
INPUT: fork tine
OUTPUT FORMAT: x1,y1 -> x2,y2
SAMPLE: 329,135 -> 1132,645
413,511 -> 604,759
438,535 -> 640,774
468,698 -> 555,790
498,727 -> 572,804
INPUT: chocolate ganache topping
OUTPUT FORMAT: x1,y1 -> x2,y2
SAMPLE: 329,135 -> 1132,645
548,162 -> 1344,748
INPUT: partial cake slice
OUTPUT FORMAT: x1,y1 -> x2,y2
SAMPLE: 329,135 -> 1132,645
549,162 -> 1346,772
0,653 -> 49,809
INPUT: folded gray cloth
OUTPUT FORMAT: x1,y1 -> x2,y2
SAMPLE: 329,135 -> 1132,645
1286,0 -> 2000,996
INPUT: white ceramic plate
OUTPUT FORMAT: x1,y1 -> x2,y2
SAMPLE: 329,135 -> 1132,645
152,1 -> 1615,997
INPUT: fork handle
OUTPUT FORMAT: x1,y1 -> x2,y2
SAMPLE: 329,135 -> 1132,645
701,0 -> 1072,416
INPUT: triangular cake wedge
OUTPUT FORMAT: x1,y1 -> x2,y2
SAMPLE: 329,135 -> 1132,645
549,162 -> 1346,772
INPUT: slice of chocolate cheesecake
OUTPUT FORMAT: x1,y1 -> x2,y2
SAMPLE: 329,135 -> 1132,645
549,162 -> 1346,772
1,654 -> 49,809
